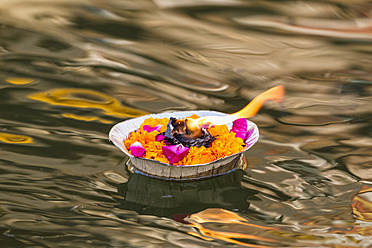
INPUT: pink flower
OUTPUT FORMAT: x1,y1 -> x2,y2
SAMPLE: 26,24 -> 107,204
162,144 -> 190,165
130,142 -> 146,157
143,125 -> 162,132
155,134 -> 165,141
231,118 -> 248,142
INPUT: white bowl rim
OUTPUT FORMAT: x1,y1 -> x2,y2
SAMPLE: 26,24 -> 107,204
109,110 -> 259,168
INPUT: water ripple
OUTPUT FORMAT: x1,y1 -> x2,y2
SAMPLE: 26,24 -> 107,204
0,0 -> 371,247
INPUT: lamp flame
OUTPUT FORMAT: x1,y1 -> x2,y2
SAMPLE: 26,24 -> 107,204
186,85 -> 284,132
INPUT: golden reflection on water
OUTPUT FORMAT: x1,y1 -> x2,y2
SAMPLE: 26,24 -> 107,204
5,77 -> 36,85
61,113 -> 112,124
0,132 -> 33,144
28,88 -> 148,118
187,209 -> 277,248
352,185 -> 372,222
187,207 -> 371,247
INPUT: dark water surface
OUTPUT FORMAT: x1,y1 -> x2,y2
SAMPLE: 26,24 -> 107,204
1,0 -> 372,247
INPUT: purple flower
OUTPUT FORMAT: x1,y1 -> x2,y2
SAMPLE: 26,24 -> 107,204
130,141 -> 146,157
143,125 -> 162,132
231,118 -> 248,142
162,144 -> 190,165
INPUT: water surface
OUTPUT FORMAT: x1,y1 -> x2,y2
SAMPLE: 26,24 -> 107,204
1,0 -> 372,247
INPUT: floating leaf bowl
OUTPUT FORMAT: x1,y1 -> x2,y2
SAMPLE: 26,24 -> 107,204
109,110 -> 259,181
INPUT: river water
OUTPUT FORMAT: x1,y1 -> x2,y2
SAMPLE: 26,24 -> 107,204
1,0 -> 372,247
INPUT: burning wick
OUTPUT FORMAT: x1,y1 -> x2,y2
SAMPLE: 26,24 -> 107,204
162,85 -> 284,147
162,117 -> 215,147
185,85 -> 285,134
